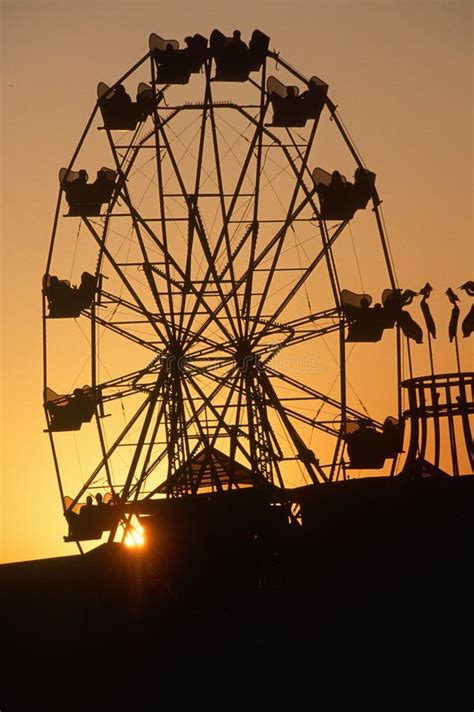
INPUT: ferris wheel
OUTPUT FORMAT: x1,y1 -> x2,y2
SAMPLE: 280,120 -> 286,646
43,28 -> 405,548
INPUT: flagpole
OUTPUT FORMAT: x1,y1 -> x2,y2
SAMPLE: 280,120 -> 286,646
454,333 -> 462,373
446,288 -> 461,374
419,284 -> 436,378
406,337 -> 413,379
427,331 -> 434,376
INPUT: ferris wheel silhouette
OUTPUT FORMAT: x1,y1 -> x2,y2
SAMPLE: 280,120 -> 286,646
43,29 -> 402,548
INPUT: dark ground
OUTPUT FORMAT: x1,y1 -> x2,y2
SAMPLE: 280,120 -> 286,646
1,476 -> 473,710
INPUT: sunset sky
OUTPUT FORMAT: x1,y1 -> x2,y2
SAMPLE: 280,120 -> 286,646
1,0 -> 472,564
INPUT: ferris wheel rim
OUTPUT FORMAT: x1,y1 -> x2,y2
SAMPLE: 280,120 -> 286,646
43,33 -> 399,545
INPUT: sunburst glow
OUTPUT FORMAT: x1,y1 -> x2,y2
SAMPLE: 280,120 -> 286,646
123,519 -> 145,548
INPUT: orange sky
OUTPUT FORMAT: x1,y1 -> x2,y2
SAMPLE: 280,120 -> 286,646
1,0 -> 472,563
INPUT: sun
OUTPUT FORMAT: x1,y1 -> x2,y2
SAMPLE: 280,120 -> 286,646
123,518 -> 145,548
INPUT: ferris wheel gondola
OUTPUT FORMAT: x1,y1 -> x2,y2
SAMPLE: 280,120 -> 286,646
43,28 -> 407,548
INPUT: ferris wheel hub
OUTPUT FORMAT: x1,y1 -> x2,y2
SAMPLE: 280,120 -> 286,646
234,340 -> 260,374
162,343 -> 186,374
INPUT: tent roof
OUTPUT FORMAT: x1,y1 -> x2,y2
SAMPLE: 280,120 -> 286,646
155,446 -> 268,495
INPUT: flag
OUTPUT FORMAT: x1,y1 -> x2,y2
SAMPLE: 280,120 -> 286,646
397,310 -> 423,343
420,299 -> 436,338
460,281 -> 474,297
462,304 -> 474,338
446,288 -> 460,342
448,306 -> 460,342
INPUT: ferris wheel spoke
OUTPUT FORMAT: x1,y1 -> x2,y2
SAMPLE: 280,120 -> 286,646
278,404 -> 338,437
125,386 -> 169,502
185,190 -> 316,355
104,131 -> 177,343
248,120 -> 319,341
235,104 -> 323,210
258,321 -> 339,358
65,388 -> 157,512
105,196 -> 233,350
252,219 -> 349,351
317,217 -> 343,308
207,83 -> 246,339
182,223 -> 255,351
86,308 -> 162,354
237,110 -> 304,330
149,104 -> 180,335
180,67 -> 212,338
186,343 -> 234,367
182,99 -> 270,349
81,217 -> 170,347
108,125 -> 143,182
187,369 -> 253,467
120,372 -> 165,503
124,192 -> 237,346
266,365 -> 382,428
91,360 -> 163,407
148,261 -> 236,345
277,95 -> 396,291
189,363 -> 282,477
143,366 -> 240,498
205,78 -> 271,340
280,137 -> 342,308
98,286 -> 187,346
232,369 -> 246,459
105,107 -> 169,211
137,419 -> 193,499
229,316 -> 340,370
214,221 -> 256,284
229,107 -> 343,329
239,104 -> 329,228
242,67 -> 269,337
281,307 -> 340,328
256,369 -> 327,483
179,378 -> 216,475
283,128 -> 321,196
155,116 -> 242,343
